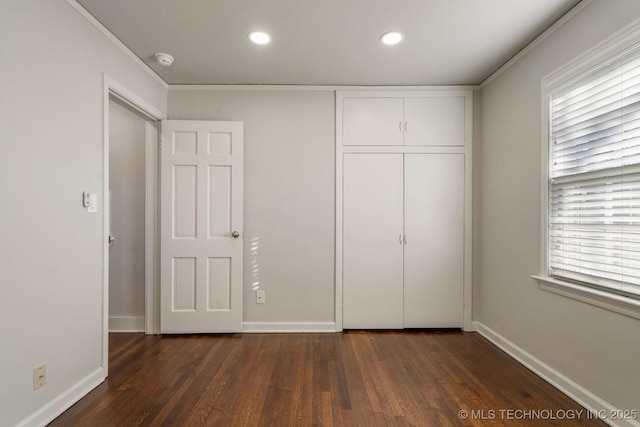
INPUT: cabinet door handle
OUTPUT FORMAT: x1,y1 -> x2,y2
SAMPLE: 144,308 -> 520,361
399,234 -> 403,244
403,234 -> 407,244
399,121 -> 402,132
404,121 -> 408,132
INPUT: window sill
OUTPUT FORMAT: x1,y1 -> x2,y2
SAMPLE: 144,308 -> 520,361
532,275 -> 640,321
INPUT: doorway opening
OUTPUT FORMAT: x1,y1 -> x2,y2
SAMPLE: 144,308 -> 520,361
102,75 -> 166,375
108,97 -> 154,333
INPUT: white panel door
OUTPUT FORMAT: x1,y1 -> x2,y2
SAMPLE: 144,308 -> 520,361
343,98 -> 404,146
404,97 -> 466,146
404,154 -> 464,327
160,120 -> 243,333
343,154 -> 404,328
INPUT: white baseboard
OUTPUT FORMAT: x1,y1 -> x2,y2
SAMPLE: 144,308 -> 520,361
109,316 -> 145,332
476,322 -> 640,427
15,367 -> 105,427
242,321 -> 337,333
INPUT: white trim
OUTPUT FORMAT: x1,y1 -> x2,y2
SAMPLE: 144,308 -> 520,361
14,368 -> 105,427
540,84 -> 551,279
476,323 -> 640,427
102,81 -> 110,376
537,18 -> 640,315
103,75 -> 167,374
335,89 -> 474,99
242,322 -> 337,333
169,84 -> 480,92
65,1 -> 168,89
145,122 -> 160,335
341,145 -> 466,154
106,76 -> 167,122
335,91 -> 343,332
543,17 -> 640,92
480,0 -> 592,88
463,91 -> 474,332
533,276 -> 640,321
109,316 -> 146,332
334,89 -> 473,332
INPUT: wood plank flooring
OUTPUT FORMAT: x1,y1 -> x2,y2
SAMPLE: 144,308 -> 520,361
49,331 -> 604,426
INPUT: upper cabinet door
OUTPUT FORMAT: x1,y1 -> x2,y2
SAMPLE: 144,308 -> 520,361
404,97 -> 466,146
343,98 -> 404,146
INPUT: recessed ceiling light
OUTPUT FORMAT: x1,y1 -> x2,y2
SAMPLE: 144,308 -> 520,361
380,32 -> 403,45
154,52 -> 174,66
248,31 -> 271,45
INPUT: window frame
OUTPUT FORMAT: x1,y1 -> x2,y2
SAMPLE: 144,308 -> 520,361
534,20 -> 640,319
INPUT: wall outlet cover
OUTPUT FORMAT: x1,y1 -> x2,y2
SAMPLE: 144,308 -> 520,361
33,364 -> 46,390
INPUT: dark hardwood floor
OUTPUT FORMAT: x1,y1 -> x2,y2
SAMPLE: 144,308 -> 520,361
49,331 -> 604,426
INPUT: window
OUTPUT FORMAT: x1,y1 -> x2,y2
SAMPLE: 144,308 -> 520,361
547,46 -> 640,300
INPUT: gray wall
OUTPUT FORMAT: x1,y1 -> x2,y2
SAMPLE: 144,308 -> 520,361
168,89 -> 336,324
0,1 -> 166,425
108,100 -> 147,329
478,0 -> 640,414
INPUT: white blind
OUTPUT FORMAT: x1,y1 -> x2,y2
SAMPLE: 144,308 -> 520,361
549,47 -> 640,298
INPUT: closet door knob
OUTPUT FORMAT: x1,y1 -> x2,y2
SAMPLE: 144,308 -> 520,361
232,231 -> 240,238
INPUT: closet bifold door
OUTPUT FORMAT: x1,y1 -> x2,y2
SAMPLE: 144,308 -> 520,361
403,154 -> 464,328
343,153 -> 404,329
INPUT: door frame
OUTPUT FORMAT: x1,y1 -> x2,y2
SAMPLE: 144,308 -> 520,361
102,74 -> 166,374
335,89 -> 474,332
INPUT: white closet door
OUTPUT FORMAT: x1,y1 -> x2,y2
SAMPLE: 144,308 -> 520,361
343,154 -> 404,328
404,154 -> 464,327
343,98 -> 404,146
404,97 -> 465,146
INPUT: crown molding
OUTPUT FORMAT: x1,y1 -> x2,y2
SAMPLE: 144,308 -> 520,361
66,0 -> 169,89
480,0 -> 592,89
168,84 -> 480,91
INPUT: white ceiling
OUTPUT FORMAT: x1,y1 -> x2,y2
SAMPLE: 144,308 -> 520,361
77,0 -> 582,86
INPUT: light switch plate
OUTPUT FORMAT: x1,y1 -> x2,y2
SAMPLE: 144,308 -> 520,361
88,193 -> 97,213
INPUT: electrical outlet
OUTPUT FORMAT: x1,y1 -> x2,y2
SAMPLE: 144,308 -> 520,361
256,290 -> 265,304
33,364 -> 46,390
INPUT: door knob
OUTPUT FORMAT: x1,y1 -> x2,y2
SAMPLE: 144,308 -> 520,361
232,231 -> 240,238
108,235 -> 115,245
